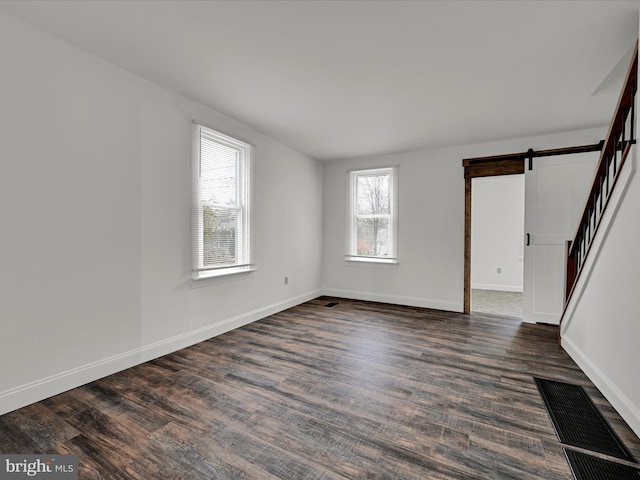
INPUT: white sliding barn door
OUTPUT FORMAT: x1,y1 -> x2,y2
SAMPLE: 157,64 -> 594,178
523,153 -> 598,324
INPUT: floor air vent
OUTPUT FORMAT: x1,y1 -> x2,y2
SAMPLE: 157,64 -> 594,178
534,377 -> 636,462
564,449 -> 640,480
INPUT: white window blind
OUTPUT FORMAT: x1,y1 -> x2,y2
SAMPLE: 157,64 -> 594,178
347,167 -> 398,263
193,124 -> 253,278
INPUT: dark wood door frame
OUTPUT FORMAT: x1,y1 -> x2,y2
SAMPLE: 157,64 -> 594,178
462,143 -> 602,314
463,158 -> 524,313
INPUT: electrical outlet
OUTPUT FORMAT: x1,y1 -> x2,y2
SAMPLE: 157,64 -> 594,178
284,276 -> 289,285
496,267 -> 502,274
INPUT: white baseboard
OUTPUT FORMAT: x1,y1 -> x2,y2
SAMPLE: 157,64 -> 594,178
562,335 -> 640,438
472,284 -> 523,293
322,288 -> 463,312
0,289 -> 321,417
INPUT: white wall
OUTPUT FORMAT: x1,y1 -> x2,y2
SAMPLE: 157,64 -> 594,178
322,129 -> 605,312
559,14 -> 640,437
561,148 -> 640,437
0,12 -> 323,415
471,175 -> 524,292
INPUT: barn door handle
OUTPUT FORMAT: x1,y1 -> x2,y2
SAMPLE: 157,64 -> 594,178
526,233 -> 530,246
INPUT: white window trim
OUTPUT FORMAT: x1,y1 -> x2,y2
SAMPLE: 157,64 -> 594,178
346,166 -> 398,264
192,123 -> 254,281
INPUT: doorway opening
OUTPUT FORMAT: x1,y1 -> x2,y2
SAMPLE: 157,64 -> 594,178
471,175 -> 524,318
462,141 -> 603,321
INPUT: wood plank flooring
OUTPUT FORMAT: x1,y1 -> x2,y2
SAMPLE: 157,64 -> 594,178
1,296 -> 639,479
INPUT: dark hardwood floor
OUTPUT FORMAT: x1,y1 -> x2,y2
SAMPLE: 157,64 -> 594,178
1,297 -> 639,479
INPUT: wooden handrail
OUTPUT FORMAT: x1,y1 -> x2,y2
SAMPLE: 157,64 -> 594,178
563,40 -> 638,314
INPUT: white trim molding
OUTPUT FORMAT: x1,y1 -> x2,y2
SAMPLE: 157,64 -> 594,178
471,284 -> 523,293
0,289 -> 321,417
562,335 -> 640,437
322,288 -> 463,313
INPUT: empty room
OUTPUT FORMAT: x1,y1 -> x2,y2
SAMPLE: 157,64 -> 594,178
1,1 -> 640,479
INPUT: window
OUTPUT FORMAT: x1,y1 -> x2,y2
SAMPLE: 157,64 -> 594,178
192,124 -> 253,279
347,167 -> 398,263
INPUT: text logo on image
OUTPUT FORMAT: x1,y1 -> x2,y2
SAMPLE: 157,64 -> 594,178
0,455 -> 77,479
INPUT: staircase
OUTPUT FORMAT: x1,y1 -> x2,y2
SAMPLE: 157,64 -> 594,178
561,41 -> 638,325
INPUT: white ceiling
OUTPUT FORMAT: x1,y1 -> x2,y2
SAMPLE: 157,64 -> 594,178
1,0 -> 639,160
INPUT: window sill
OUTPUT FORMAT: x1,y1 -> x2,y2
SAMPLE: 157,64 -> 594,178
191,267 -> 257,288
345,256 -> 398,265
